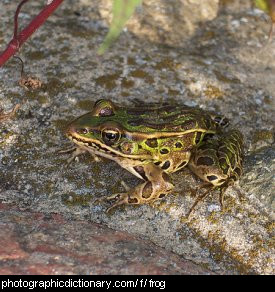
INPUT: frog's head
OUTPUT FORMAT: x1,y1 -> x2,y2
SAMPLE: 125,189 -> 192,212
66,99 -> 151,159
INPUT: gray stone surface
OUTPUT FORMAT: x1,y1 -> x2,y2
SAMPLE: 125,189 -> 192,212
0,0 -> 274,274
0,203 -> 213,275
99,0 -> 220,46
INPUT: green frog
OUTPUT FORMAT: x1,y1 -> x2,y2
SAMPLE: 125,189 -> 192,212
65,99 -> 244,216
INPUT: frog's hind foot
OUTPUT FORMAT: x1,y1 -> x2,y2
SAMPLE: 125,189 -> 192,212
186,184 -> 214,218
187,183 -> 233,218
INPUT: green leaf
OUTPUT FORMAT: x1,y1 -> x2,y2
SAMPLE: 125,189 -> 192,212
98,0 -> 142,54
254,0 -> 275,21
254,0 -> 275,40
254,0 -> 270,13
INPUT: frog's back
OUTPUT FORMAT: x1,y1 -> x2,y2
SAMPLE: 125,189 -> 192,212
119,103 -> 217,134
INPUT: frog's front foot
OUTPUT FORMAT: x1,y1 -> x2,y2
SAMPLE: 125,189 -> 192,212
91,191 -> 140,213
59,145 -> 101,165
105,193 -> 136,213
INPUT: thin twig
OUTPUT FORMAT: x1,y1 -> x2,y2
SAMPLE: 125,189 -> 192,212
13,55 -> 25,77
14,0 -> 30,40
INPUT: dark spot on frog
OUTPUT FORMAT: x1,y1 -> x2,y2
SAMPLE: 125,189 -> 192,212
134,166 -> 148,181
160,148 -> 169,154
161,160 -> 171,170
195,132 -> 202,144
159,193 -> 166,198
175,141 -> 182,148
142,182 -> 153,199
230,155 -> 236,168
197,156 -> 214,166
145,138 -> 158,148
203,133 -> 214,141
128,197 -> 139,204
207,175 -> 218,181
220,160 -> 229,175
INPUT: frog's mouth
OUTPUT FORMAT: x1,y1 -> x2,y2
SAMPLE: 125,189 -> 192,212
68,133 -> 113,154
67,133 -> 150,161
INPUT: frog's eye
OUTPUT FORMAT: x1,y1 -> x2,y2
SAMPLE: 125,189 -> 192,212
102,129 -> 121,145
93,99 -> 115,117
99,107 -> 114,117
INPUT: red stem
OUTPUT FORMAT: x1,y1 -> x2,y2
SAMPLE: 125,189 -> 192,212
0,0 -> 64,67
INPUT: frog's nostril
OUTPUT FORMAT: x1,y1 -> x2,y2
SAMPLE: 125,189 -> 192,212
66,123 -> 89,135
77,128 -> 88,134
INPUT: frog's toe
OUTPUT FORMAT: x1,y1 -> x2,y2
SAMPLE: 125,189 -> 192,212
106,193 -> 130,213
105,192 -> 126,201
91,193 -> 131,213
91,192 -> 122,205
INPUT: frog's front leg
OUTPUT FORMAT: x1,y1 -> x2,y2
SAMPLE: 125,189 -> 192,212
101,163 -> 174,213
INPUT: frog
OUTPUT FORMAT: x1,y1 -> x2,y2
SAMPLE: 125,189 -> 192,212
65,99 -> 244,215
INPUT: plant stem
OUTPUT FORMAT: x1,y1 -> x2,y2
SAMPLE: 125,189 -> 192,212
0,0 -> 64,67
14,0 -> 30,39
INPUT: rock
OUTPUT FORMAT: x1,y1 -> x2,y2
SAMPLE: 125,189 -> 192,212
98,0 -> 219,46
0,203 -> 213,275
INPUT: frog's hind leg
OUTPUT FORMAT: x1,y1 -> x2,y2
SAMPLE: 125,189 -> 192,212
95,163 -> 174,213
